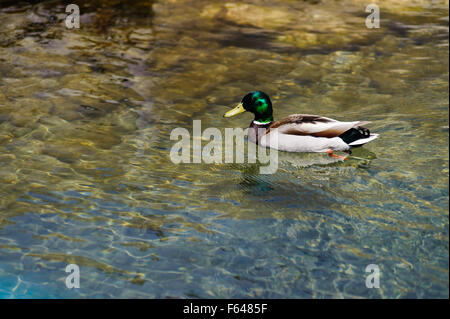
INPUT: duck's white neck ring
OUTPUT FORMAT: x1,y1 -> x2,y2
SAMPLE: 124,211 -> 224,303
253,120 -> 271,125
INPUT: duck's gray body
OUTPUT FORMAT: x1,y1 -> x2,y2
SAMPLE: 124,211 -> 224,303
248,115 -> 379,153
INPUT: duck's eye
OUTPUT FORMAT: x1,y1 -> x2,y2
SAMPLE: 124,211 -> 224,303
254,99 -> 264,106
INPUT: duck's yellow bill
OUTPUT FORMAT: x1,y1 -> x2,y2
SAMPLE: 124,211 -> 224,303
223,103 -> 245,118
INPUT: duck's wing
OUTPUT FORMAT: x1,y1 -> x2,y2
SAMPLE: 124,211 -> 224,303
266,114 -> 370,138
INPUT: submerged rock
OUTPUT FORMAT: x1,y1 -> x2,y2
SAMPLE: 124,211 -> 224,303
201,3 -> 295,29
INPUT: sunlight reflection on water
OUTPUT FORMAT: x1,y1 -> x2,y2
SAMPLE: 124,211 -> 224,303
0,0 -> 448,298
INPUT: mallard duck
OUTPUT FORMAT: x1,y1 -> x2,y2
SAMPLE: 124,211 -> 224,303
223,91 -> 378,158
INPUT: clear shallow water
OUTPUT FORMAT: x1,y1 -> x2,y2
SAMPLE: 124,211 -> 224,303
0,0 -> 448,298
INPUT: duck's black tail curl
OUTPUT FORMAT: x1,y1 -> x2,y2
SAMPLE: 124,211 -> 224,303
338,127 -> 371,145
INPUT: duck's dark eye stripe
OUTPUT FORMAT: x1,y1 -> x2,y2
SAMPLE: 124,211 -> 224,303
255,98 -> 265,105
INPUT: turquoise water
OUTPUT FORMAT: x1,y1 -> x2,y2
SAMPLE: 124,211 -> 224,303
0,0 -> 448,298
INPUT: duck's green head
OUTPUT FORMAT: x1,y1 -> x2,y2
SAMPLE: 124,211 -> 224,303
223,91 -> 274,124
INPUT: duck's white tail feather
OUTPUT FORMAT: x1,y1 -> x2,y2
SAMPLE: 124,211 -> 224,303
348,133 -> 379,146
